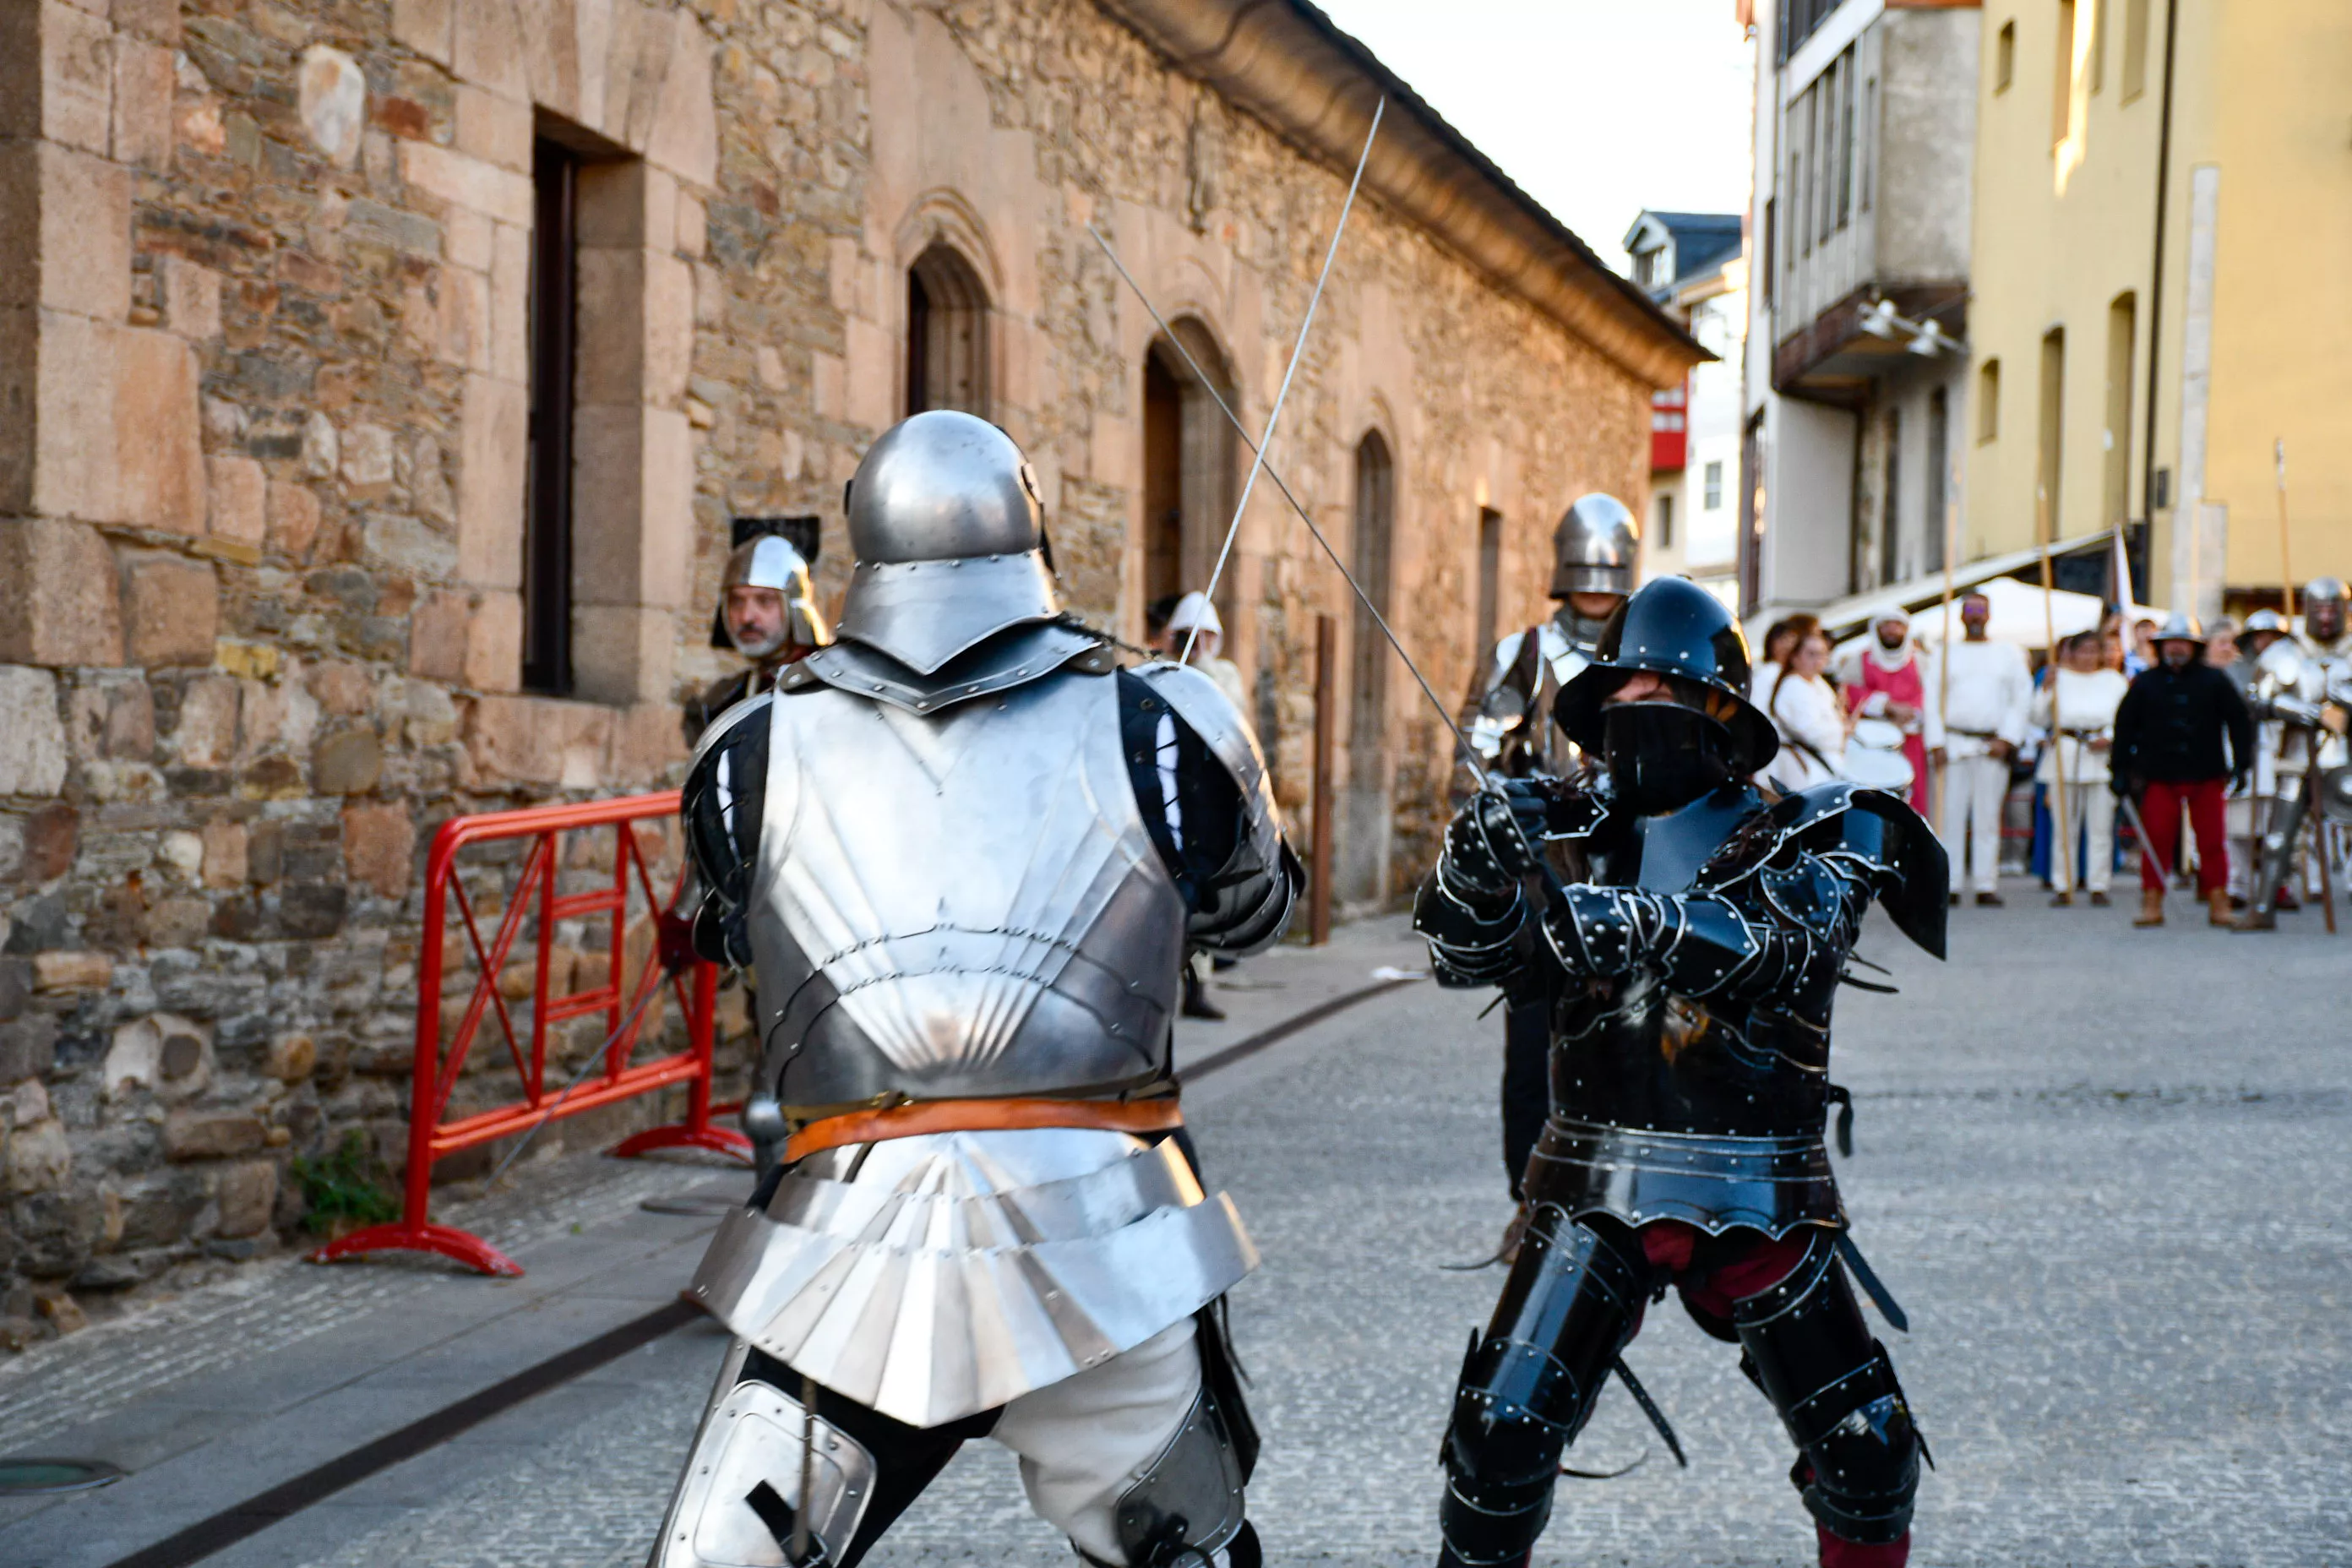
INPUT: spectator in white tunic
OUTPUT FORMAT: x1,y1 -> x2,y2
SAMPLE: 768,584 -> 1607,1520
1765,624 -> 1850,791
1927,591 -> 2033,905
2031,632 -> 2131,906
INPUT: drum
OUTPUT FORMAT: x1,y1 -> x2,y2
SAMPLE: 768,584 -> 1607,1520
1843,718 -> 1915,792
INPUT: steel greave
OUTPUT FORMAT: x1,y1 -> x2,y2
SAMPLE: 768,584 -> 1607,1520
1437,1207 -> 1645,1567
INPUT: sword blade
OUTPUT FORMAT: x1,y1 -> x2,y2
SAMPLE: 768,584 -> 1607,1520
1183,97 -> 1384,664
1089,217 -> 1490,791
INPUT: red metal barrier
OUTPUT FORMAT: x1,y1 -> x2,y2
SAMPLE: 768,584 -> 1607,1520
311,792 -> 750,1277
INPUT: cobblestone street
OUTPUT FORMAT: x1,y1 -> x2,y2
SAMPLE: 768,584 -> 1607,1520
5,903 -> 2349,1568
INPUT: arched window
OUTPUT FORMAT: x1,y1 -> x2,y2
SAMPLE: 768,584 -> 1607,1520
906,243 -> 989,416
1140,319 -> 1237,612
1342,430 -> 1395,904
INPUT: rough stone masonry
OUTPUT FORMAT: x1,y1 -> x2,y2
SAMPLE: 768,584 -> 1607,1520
0,0 -> 1696,1342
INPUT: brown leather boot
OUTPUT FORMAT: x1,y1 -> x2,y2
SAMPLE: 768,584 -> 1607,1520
2208,888 -> 2234,927
2134,888 -> 2164,927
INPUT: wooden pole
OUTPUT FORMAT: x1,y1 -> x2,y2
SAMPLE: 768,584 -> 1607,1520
2276,438 -> 2295,625
2038,489 -> 2072,900
1309,613 -> 1336,946
1936,448 -> 1958,825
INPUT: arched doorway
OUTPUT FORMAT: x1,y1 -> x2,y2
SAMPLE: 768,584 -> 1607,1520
1342,430 -> 1395,906
906,243 -> 989,416
1140,320 -> 1237,618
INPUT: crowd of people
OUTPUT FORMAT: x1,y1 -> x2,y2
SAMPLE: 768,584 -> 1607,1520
1748,585 -> 2351,927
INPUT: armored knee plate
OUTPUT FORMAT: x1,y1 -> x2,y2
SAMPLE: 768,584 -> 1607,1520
1098,1383 -> 1255,1567
1733,1232 -> 1923,1546
653,1364 -> 878,1568
1438,1211 -> 1647,1567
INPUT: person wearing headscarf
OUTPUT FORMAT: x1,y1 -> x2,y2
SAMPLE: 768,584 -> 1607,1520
1840,608 -> 1932,811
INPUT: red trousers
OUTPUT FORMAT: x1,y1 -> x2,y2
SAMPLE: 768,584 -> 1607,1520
2137,776 -> 2228,894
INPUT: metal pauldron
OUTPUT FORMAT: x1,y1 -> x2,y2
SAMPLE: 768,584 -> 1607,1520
1130,661 -> 1298,958
1527,1117 -> 1841,1237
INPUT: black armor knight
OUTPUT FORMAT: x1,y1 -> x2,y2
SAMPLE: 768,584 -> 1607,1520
1415,578 -> 1947,1568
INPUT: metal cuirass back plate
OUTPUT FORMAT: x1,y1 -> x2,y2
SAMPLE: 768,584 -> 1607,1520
747,668 -> 1184,1107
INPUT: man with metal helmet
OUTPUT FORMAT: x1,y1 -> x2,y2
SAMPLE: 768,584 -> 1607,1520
1463,493 -> 1637,1224
1416,577 -> 1947,1568
681,533 -> 833,744
654,411 -> 1299,1568
2110,613 -> 2255,927
2227,591 -> 2352,927
2302,576 -> 2351,660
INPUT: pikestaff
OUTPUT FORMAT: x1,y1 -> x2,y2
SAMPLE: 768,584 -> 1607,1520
2037,487 -> 2072,905
2276,438 -> 2295,629
1936,446 -> 1959,825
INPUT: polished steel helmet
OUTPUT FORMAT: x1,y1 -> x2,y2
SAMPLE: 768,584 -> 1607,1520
2152,612 -> 2205,646
2241,608 -> 2288,637
834,411 -> 1060,673
1550,493 -> 1640,598
719,535 -> 828,657
1553,576 -> 1779,772
2304,576 -> 2348,637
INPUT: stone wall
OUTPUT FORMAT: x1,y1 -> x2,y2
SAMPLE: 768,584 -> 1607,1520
0,0 -> 1676,1342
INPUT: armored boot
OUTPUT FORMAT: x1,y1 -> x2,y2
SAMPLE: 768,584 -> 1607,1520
2134,888 -> 2164,927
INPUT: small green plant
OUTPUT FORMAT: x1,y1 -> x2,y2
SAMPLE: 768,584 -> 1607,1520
291,1131 -> 402,1234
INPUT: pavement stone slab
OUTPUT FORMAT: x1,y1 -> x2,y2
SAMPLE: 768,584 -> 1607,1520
3,906 -> 2345,1567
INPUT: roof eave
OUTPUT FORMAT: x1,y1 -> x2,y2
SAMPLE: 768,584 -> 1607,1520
1093,0 -> 1707,389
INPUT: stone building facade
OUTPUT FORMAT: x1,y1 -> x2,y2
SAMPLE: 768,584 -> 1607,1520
0,0 -> 1695,1337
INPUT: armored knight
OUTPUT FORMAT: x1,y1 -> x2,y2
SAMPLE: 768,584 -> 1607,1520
1415,578 -> 1947,1568
1463,493 -> 1638,1212
2235,584 -> 2352,927
656,411 -> 1300,1568
681,533 -> 832,744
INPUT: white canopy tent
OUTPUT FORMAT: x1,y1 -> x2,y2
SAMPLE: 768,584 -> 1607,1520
1752,528 -> 2158,651
1837,576 -> 2164,662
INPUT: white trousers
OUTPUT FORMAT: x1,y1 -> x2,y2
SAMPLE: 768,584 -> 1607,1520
663,1318 -> 1211,1568
2048,781 -> 2115,893
1940,754 -> 2010,891
995,1315 -> 1204,1563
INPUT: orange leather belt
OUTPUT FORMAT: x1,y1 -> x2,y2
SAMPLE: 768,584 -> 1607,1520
784,1097 -> 1184,1163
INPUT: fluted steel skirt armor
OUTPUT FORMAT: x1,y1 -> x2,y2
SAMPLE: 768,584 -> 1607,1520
690,1129 -> 1256,1427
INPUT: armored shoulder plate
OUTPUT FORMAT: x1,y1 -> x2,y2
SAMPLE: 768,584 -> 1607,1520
1130,662 -> 1271,806
1696,782 -> 1948,958
783,618 -> 1114,716
1130,660 -> 1298,954
681,691 -> 774,969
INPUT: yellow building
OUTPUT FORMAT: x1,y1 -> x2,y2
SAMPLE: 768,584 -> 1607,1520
1966,0 -> 2352,614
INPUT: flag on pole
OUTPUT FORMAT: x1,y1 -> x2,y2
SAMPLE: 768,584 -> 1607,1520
2110,525 -> 2134,614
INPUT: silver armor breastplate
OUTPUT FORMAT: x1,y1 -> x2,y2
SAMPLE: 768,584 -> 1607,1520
749,668 -> 1184,1109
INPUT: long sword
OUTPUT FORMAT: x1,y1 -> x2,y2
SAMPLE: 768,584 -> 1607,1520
1182,98 -> 1385,666
1091,220 -> 1492,791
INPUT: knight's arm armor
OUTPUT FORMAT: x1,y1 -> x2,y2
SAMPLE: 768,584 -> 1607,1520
1541,786 -> 1946,995
1413,778 -> 1574,988
681,690 -> 772,971
1122,662 -> 1303,956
